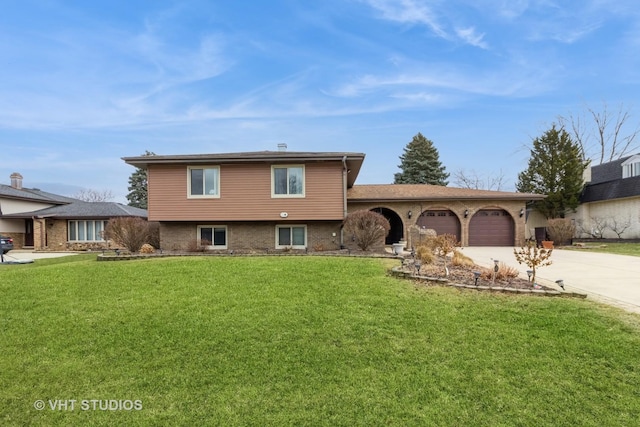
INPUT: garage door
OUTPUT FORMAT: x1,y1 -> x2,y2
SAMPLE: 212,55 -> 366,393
469,209 -> 514,246
417,210 -> 460,241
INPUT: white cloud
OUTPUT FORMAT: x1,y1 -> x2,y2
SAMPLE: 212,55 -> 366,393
455,26 -> 488,49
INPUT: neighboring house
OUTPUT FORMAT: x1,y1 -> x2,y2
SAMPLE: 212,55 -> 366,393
123,149 -> 545,250
0,173 -> 147,251
569,154 -> 640,239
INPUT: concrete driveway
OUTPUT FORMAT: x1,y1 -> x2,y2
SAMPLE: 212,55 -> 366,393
461,246 -> 640,314
1,250 -> 78,261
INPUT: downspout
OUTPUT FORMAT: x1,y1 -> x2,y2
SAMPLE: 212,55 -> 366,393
341,156 -> 348,247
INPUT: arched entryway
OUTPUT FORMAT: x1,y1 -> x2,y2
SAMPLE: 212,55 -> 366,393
469,209 -> 515,246
416,210 -> 461,242
370,207 -> 403,245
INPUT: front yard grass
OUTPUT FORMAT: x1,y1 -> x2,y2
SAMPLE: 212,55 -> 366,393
566,242 -> 640,257
1,255 -> 639,426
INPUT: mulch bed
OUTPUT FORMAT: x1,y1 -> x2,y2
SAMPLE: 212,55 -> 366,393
400,256 -> 552,291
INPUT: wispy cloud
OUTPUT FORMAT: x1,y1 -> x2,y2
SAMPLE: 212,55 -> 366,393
455,26 -> 488,49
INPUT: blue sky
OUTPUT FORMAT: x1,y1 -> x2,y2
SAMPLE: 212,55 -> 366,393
1,0 -> 640,202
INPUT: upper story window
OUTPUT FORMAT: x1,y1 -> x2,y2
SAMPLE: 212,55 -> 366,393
272,165 -> 304,197
622,159 -> 640,178
188,166 -> 220,198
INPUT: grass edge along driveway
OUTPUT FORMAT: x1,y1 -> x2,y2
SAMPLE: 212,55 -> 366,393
1,255 -> 639,426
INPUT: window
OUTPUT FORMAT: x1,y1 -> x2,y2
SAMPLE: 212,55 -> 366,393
68,220 -> 108,242
276,225 -> 306,249
622,161 -> 640,178
622,155 -> 640,178
188,166 -> 220,198
197,225 -> 227,249
272,165 -> 304,197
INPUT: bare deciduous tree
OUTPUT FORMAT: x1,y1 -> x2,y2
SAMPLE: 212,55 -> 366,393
607,217 -> 632,239
74,188 -> 114,202
559,102 -> 640,165
103,217 -> 150,253
453,169 -> 506,191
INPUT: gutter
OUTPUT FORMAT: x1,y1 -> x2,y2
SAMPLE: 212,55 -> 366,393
341,156 -> 348,247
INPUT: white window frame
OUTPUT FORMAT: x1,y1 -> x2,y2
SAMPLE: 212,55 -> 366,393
271,165 -> 305,198
197,225 -> 227,249
68,220 -> 109,242
621,155 -> 640,178
187,166 -> 220,198
275,224 -> 307,249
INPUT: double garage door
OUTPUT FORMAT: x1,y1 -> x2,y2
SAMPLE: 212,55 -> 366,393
417,209 -> 514,246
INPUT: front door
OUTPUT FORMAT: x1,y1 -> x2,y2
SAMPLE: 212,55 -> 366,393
25,219 -> 34,246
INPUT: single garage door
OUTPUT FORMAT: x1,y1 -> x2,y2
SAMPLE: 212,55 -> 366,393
469,209 -> 514,246
417,210 -> 461,241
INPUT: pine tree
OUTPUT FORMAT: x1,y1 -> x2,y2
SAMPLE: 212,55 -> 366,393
394,133 -> 449,185
516,125 -> 587,219
126,151 -> 155,209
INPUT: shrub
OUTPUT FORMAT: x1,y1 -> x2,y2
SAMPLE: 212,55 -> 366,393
147,222 -> 160,249
104,217 -> 150,253
139,244 -> 155,254
343,210 -> 390,251
479,262 -> 519,282
186,239 -> 210,253
546,218 -> 575,246
513,242 -> 553,284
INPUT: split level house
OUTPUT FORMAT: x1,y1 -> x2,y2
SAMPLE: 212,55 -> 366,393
123,150 -> 545,251
0,173 -> 147,251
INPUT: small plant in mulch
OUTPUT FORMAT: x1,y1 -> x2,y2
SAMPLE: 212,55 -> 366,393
513,241 -> 553,285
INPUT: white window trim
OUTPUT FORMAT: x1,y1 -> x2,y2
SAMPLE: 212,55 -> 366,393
197,225 -> 228,249
621,155 -> 640,178
187,166 -> 221,199
68,220 -> 109,242
275,224 -> 307,249
271,164 -> 305,198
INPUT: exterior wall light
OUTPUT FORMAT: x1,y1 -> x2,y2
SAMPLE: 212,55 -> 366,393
407,210 -> 412,219
464,209 -> 469,218
520,208 -> 525,217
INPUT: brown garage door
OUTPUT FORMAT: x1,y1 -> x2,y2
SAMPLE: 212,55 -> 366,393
469,209 -> 514,246
417,210 -> 461,241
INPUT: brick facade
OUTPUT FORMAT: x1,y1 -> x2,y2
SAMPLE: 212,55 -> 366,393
348,200 -> 527,248
159,221 -> 344,252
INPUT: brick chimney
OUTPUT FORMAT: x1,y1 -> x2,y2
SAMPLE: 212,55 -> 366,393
10,172 -> 23,190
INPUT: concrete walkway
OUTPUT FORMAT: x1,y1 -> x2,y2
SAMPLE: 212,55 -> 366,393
461,246 -> 640,314
1,250 -> 78,261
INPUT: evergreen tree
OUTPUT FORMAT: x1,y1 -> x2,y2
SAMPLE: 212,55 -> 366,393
516,125 -> 587,219
394,133 -> 449,185
126,151 -> 155,209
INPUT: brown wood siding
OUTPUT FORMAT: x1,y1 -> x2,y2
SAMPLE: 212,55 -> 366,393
148,162 -> 344,221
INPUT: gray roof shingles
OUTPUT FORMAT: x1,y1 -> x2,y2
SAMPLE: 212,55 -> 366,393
582,154 -> 640,202
1,201 -> 147,219
0,184 -> 78,204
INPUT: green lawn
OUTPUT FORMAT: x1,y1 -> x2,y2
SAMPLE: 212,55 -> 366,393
1,255 -> 639,426
565,242 -> 640,257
